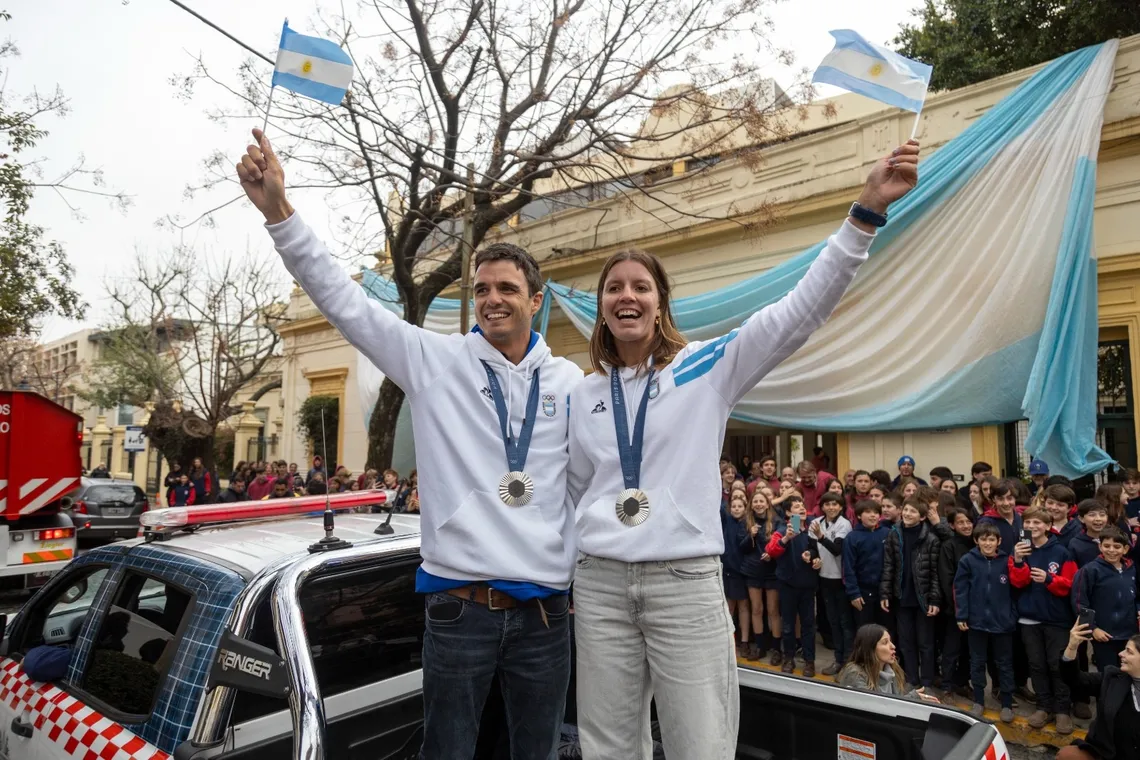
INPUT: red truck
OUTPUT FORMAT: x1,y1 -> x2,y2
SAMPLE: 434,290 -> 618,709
0,391 -> 81,589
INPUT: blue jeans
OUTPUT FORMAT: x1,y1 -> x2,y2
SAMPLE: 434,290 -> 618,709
419,591 -> 571,760
780,583 -> 816,662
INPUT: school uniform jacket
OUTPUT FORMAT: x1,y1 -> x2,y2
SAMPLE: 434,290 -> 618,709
1070,530 -> 1103,569
842,523 -> 890,601
1008,535 -> 1076,626
976,508 -> 1023,556
567,220 -> 874,562
953,548 -> 1016,634
1072,557 -> 1139,640
766,529 -> 821,590
720,507 -> 754,574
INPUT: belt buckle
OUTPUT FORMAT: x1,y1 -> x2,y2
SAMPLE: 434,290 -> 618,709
486,588 -> 508,611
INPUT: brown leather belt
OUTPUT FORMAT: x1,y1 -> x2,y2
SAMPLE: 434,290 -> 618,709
446,584 -> 551,626
446,584 -> 522,610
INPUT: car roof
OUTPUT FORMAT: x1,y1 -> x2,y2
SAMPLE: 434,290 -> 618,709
115,512 -> 422,577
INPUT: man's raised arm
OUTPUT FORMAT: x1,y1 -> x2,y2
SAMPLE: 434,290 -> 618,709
237,129 -> 459,395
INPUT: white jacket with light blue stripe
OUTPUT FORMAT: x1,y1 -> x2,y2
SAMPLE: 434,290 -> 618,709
568,220 -> 875,562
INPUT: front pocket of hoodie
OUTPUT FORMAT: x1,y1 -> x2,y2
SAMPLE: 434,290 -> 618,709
434,490 -> 570,580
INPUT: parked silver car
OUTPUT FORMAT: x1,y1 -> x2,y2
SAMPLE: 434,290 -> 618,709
63,477 -> 149,543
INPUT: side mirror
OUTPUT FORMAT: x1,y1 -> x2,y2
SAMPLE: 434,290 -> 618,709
61,579 -> 88,605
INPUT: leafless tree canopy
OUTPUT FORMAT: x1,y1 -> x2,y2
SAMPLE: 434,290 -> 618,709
176,0 -> 809,467
83,248 -> 289,440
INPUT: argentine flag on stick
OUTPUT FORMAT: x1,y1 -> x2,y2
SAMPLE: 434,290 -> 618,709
270,21 -> 353,106
812,30 -> 932,135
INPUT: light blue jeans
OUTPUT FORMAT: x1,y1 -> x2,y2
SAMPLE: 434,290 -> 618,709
573,553 -> 739,760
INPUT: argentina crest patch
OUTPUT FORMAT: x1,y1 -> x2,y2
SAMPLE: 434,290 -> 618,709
542,393 -> 556,417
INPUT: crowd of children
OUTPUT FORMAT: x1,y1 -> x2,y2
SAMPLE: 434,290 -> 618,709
719,456 -> 1140,735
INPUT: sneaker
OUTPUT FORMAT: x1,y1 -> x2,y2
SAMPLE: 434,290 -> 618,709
969,703 -> 985,717
1027,710 -> 1050,729
736,643 -> 750,659
769,651 -> 783,667
1073,702 -> 1092,720
1000,707 -> 1014,724
748,643 -> 766,661
820,662 -> 841,677
802,661 -> 816,678
1055,713 -> 1074,735
781,658 -> 795,674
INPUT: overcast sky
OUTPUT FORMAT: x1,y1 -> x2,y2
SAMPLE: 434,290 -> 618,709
11,0 -> 921,342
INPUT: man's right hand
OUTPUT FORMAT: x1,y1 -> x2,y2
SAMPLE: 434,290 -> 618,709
850,597 -> 864,611
236,128 -> 293,225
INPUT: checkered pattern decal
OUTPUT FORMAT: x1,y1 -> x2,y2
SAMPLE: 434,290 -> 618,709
60,545 -> 246,754
0,659 -> 169,759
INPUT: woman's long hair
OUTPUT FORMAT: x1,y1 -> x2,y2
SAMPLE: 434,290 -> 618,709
589,249 -> 687,375
840,624 -> 905,694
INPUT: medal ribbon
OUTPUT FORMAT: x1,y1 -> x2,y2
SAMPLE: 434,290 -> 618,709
481,361 -> 541,473
611,368 -> 654,490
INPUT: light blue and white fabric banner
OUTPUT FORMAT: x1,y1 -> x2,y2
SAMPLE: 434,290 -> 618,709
271,21 -> 353,105
812,29 -> 932,113
355,41 -> 1118,477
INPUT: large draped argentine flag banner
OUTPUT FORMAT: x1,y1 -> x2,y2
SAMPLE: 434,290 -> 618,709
356,41 -> 1119,477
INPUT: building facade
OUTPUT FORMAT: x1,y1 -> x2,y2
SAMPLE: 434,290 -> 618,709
278,36 -> 1140,484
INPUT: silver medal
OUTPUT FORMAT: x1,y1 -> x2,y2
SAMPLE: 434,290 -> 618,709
615,488 -> 650,527
499,471 -> 535,507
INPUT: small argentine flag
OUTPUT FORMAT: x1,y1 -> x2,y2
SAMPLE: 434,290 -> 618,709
271,21 -> 353,105
812,30 -> 932,113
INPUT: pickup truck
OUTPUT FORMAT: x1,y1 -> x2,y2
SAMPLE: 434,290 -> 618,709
0,491 -> 1010,760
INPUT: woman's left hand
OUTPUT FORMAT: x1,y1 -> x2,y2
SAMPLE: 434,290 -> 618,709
859,140 -> 920,213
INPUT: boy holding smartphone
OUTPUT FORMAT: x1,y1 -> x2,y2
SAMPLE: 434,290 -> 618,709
766,499 -> 822,677
1010,507 -> 1078,733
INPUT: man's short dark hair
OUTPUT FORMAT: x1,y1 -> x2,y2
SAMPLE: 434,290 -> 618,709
475,243 -> 543,296
1044,475 -> 1073,489
855,499 -> 882,517
929,466 -> 954,481
870,469 -> 892,487
971,461 -> 993,476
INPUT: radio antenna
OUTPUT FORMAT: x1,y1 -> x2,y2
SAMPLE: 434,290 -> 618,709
308,407 -> 352,553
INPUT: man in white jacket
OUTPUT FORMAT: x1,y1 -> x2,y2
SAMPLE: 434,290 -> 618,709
237,129 -> 582,759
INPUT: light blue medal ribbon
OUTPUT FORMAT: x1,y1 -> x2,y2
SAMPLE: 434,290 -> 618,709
611,367 -> 654,526
481,360 -> 541,506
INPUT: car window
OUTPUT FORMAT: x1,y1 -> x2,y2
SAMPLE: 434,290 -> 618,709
33,567 -> 112,647
301,560 -> 423,695
85,485 -> 140,503
80,572 -> 193,717
230,559 -> 422,723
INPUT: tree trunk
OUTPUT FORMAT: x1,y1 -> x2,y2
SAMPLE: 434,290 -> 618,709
366,377 -> 406,470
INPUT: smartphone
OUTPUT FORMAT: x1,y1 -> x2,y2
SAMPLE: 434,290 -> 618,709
791,514 -> 802,533
1021,528 -> 1033,545
1077,608 -> 1096,630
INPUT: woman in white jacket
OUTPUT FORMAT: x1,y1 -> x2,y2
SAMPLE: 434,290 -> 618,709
567,140 -> 921,760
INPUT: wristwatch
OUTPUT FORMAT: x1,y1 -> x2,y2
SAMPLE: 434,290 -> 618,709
848,202 -> 888,228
